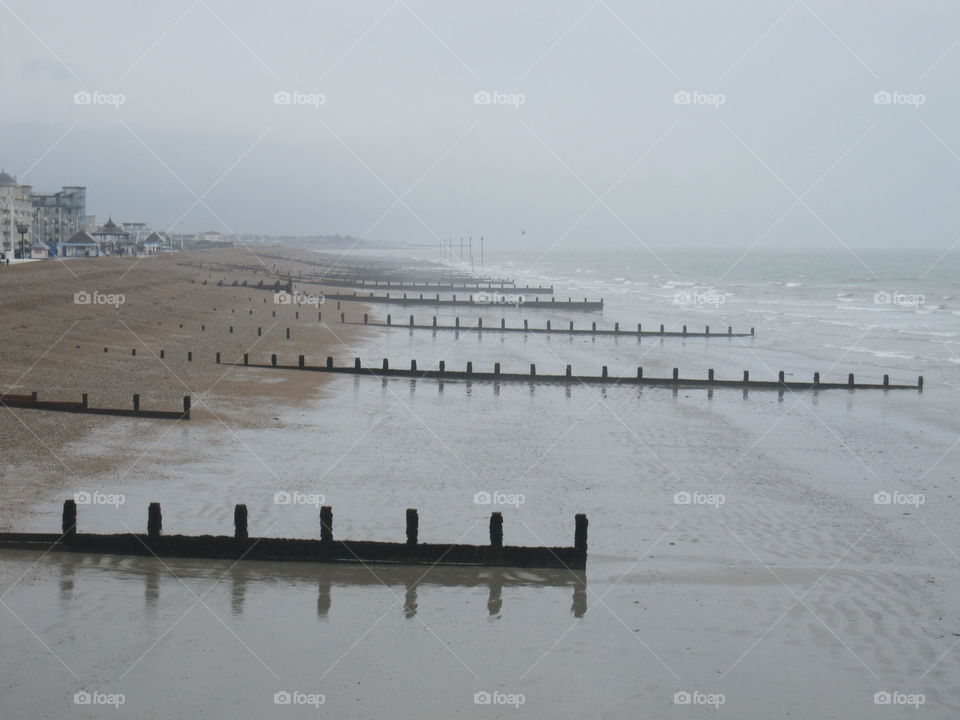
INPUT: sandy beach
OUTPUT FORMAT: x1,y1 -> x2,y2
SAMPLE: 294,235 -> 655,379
0,248 -> 371,526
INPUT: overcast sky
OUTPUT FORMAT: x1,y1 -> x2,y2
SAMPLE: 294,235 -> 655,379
3,0 -> 960,251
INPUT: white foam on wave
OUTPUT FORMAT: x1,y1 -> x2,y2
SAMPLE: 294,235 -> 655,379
823,344 -> 916,360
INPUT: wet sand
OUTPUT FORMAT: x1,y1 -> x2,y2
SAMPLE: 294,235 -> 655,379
0,248 -> 372,527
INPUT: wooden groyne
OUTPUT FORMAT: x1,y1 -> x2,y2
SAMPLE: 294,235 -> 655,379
0,501 -> 588,570
291,277 -> 545,293
324,292 -> 604,311
0,393 -> 191,420
344,314 -> 754,338
227,355 -> 923,391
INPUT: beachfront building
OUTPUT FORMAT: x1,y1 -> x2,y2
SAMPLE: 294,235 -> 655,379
29,242 -> 51,259
91,217 -> 128,254
61,231 -> 100,257
31,186 -> 86,249
143,231 -> 165,254
0,171 -> 33,258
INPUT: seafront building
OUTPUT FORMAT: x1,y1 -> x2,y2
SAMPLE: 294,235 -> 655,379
0,171 -> 33,257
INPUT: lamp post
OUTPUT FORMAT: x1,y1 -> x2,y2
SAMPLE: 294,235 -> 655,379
15,222 -> 29,260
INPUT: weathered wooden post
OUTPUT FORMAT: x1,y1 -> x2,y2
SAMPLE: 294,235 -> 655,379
814,372 -> 820,386
31,391 -> 37,401
132,348 -> 136,356
160,350 -> 165,359
728,326 -> 732,336
62,499 -> 77,540
183,396 -> 191,419
918,375 -> 924,390
364,313 -> 369,324
566,364 -> 572,377
409,315 -> 414,327
743,370 -> 750,383
299,355 -> 305,369
848,373 -> 855,387
570,321 -> 575,331
320,506 -> 333,544
478,318 -> 483,329
286,328 -> 290,339
455,317 -> 460,328
133,394 -> 140,412
234,504 -> 248,540
187,351 -> 193,361
439,360 -> 445,373
683,325 -> 687,336
411,359 -> 417,372
751,327 -> 755,336
466,361 -> 473,374
258,327 -> 262,336
705,325 -> 710,335
660,324 -> 664,333
229,326 -> 233,334
81,393 -> 88,409
148,503 -> 162,538
708,369 -> 715,381
271,353 -> 277,367
216,352 -> 221,364
778,371 -> 785,383
883,374 -> 889,387
490,512 -> 503,549
387,314 -> 392,326
382,358 -> 389,371
524,319 -> 528,330
406,509 -> 418,546
494,362 -> 501,375
637,367 -> 643,379
546,320 -> 551,331
592,322 -> 597,332
673,368 -> 679,381
530,363 -> 536,376
602,366 -> 608,378
432,316 -> 437,328
574,514 -> 588,566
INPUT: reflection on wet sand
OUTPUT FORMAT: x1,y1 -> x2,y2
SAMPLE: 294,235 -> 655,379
45,551 -> 586,618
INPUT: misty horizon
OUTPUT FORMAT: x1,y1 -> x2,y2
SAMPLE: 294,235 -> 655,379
4,1 -> 960,254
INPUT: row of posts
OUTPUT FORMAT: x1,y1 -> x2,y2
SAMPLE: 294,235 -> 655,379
358,314 -> 753,336
60,500 -> 588,559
